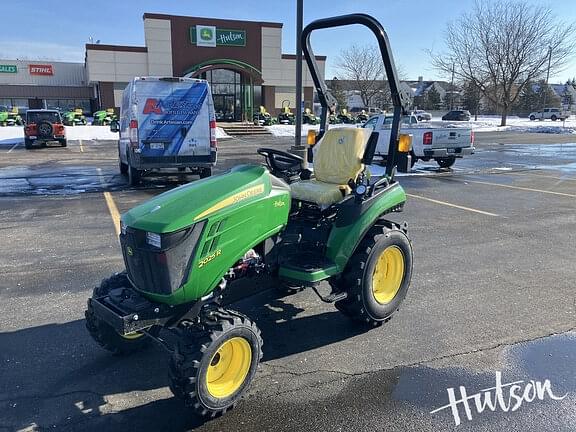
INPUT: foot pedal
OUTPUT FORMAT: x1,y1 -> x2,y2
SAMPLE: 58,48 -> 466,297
311,286 -> 347,303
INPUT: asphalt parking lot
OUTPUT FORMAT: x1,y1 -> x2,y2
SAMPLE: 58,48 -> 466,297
0,131 -> 575,431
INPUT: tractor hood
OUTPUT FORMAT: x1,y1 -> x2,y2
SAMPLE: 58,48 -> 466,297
122,165 -> 272,233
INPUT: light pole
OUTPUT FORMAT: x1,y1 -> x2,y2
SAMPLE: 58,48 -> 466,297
290,0 -> 307,163
541,46 -> 553,115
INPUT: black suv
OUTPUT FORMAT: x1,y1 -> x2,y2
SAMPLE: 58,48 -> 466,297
442,110 -> 471,121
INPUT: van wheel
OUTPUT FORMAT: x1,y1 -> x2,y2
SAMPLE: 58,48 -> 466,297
200,168 -> 212,179
128,164 -> 141,186
119,161 -> 128,175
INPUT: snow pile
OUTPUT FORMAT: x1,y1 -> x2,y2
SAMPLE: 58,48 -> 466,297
266,123 -> 357,137
0,125 -> 232,144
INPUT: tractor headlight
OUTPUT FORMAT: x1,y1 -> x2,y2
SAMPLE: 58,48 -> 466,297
146,232 -> 161,248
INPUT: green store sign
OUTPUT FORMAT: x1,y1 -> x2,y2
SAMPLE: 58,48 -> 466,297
190,26 -> 246,47
0,64 -> 17,73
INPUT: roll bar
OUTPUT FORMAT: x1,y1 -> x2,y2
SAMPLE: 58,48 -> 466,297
301,14 -> 409,177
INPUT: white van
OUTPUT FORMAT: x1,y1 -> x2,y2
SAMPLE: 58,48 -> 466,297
115,77 -> 217,185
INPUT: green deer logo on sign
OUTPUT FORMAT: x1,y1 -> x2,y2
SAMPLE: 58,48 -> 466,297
200,28 -> 213,41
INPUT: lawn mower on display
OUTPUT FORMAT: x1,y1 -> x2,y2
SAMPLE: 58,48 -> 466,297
92,108 -> 118,125
85,13 -> 413,418
0,107 -> 23,126
62,108 -> 87,126
277,100 -> 295,125
253,105 -> 276,126
337,108 -> 355,124
302,107 -> 319,124
355,109 -> 370,123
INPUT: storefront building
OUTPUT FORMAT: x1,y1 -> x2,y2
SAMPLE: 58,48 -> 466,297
0,60 -> 94,113
85,13 -> 326,121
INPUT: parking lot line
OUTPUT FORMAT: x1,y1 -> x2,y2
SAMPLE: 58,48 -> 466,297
464,179 -> 576,198
96,167 -> 120,236
406,193 -> 500,217
103,192 -> 121,236
7,142 -> 20,153
79,139 -> 84,153
507,171 -> 576,182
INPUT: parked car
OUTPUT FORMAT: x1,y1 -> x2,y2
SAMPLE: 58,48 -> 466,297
115,76 -> 217,186
412,109 -> 432,121
24,109 -> 67,149
442,110 -> 471,121
363,114 -> 474,168
528,107 -> 570,121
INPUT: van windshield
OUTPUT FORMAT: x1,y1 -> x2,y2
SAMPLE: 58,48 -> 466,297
27,111 -> 61,124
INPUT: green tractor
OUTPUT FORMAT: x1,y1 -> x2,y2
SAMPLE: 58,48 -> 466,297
355,109 -> 370,123
92,108 -> 117,126
277,100 -> 296,125
62,108 -> 87,126
0,107 -> 23,126
302,107 -> 319,124
253,105 -> 276,126
85,13 -> 413,417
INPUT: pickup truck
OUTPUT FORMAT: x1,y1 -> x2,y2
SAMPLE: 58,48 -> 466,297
528,108 -> 570,121
362,114 -> 475,168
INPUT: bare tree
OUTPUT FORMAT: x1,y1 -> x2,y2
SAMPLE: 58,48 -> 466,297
336,44 -> 385,108
431,0 -> 576,126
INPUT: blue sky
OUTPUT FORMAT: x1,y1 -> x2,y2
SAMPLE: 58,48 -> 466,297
1,0 -> 575,83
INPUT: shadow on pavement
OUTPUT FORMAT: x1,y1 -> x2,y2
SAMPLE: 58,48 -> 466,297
0,286 -> 374,431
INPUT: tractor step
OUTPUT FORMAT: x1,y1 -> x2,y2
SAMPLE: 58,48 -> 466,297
278,252 -> 340,284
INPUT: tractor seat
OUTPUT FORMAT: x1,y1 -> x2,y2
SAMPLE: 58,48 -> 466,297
290,128 -> 372,207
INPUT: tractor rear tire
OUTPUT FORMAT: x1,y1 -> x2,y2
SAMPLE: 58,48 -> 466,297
85,272 -> 154,355
332,226 -> 412,326
169,308 -> 262,417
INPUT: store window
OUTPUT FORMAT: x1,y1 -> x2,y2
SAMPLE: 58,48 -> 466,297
45,99 -> 91,114
201,69 -> 243,122
0,98 -> 29,111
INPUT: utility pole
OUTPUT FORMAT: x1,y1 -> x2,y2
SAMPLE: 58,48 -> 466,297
450,62 -> 455,110
541,46 -> 553,115
290,0 -> 307,163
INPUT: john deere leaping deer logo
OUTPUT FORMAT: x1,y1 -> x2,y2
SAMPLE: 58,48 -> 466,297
200,28 -> 213,41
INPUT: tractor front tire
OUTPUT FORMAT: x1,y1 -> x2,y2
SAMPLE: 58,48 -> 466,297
169,308 -> 262,417
85,272 -> 154,355
333,226 -> 412,326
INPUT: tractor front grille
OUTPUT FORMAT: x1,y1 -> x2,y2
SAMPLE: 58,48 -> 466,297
120,223 -> 205,296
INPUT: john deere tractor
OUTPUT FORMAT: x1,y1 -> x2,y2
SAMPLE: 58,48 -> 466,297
92,108 -> 117,126
86,14 -> 413,417
0,107 -> 23,126
253,105 -> 276,126
302,107 -> 319,124
62,108 -> 87,126
277,100 -> 295,125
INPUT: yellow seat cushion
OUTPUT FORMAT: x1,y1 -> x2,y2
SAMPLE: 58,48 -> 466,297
290,179 -> 350,207
290,128 -> 372,206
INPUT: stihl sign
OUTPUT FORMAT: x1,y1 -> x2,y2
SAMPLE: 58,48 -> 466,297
29,64 -> 53,75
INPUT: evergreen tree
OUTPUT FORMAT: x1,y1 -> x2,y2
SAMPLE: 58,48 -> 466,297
462,81 -> 482,118
425,86 -> 442,110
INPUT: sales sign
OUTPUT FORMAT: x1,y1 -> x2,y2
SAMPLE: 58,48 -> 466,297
29,64 -> 53,75
0,64 -> 17,73
190,26 -> 246,47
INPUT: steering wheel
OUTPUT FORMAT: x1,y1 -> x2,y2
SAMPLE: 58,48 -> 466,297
257,147 -> 303,176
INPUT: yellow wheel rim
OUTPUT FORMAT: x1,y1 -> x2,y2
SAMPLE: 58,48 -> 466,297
372,245 -> 405,305
206,337 -> 252,399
